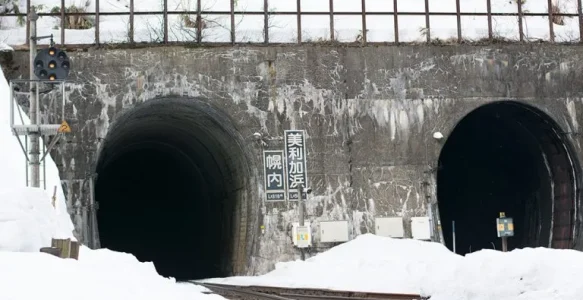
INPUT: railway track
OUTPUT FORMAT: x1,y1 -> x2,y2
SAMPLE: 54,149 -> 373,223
194,282 -> 429,300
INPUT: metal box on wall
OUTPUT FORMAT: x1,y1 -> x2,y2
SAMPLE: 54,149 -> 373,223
375,217 -> 405,238
319,220 -> 349,243
411,217 -> 431,240
292,222 -> 312,247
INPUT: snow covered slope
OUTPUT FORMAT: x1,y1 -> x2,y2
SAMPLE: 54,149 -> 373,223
204,234 -> 583,300
0,187 -> 72,252
0,245 -> 226,300
0,58 -> 75,250
0,0 -> 579,44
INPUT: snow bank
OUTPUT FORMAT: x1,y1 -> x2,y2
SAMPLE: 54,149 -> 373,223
203,234 -> 461,294
0,187 -> 72,252
0,246 -> 225,300
0,61 -> 75,251
428,248 -> 583,300
204,234 -> 583,300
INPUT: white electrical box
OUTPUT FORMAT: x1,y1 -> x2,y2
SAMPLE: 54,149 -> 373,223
411,217 -> 431,240
292,222 -> 312,247
319,220 -> 349,243
375,217 -> 404,238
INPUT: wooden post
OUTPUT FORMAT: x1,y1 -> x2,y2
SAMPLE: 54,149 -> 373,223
49,238 -> 80,260
70,241 -> 80,259
52,238 -> 70,258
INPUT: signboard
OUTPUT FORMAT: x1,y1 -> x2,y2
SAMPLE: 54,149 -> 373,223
296,226 -> 311,248
294,224 -> 312,248
263,150 -> 286,201
284,130 -> 308,201
496,217 -> 514,237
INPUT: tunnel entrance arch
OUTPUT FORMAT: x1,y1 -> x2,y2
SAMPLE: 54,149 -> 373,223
437,101 -> 580,255
94,97 -> 254,280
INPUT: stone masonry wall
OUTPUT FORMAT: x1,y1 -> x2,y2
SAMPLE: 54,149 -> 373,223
3,44 -> 583,274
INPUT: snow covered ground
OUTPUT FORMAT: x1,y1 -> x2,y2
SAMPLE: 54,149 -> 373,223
203,234 -> 583,300
0,64 -> 224,299
0,246 -> 226,300
0,0 -> 579,45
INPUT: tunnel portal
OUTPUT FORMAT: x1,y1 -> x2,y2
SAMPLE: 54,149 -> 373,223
437,101 -> 579,255
95,98 -> 249,280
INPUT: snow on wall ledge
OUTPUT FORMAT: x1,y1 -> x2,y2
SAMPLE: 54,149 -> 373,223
4,44 -> 583,275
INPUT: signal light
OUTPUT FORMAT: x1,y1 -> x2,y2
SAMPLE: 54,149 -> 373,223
33,47 -> 71,81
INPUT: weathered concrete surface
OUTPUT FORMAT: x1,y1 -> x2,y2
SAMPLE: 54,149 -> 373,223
4,44 -> 583,275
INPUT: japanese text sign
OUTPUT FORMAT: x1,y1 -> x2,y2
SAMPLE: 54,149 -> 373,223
284,130 -> 308,201
263,150 -> 286,201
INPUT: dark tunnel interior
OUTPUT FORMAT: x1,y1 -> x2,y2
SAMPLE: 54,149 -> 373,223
95,98 -> 245,281
437,102 -> 578,255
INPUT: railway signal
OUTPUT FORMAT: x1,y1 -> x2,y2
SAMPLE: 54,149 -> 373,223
33,46 -> 71,81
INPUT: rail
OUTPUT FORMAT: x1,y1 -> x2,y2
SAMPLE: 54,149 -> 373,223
199,282 -> 293,299
0,0 -> 581,47
196,282 -> 428,300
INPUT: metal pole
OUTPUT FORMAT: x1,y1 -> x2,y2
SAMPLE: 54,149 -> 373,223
89,175 -> 98,248
502,237 -> 508,252
452,220 -> 456,253
25,135 -> 29,186
82,193 -> 89,245
29,11 -> 40,188
298,184 -> 304,226
43,142 -> 46,190
9,82 -> 13,128
298,184 -> 305,261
